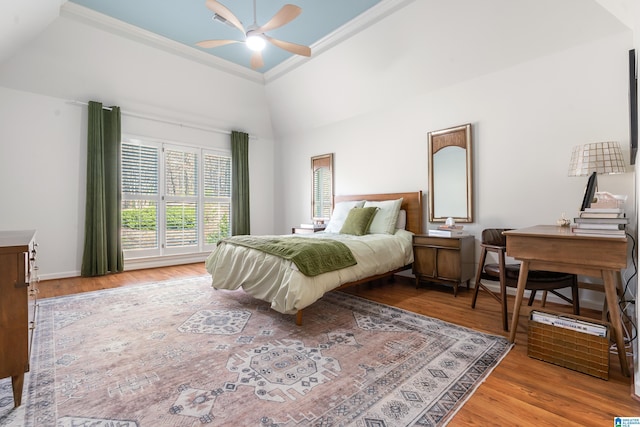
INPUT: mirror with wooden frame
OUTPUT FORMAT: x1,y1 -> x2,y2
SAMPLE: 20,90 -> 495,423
427,124 -> 473,223
311,153 -> 334,222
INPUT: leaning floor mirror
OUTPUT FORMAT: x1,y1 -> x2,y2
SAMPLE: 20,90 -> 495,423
311,153 -> 334,223
427,124 -> 473,223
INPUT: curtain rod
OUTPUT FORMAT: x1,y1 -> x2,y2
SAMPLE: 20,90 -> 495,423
67,100 -> 242,137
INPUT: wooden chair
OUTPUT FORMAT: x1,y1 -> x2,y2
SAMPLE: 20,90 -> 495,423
471,228 -> 580,331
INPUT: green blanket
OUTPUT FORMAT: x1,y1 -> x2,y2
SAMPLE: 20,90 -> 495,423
221,235 -> 357,277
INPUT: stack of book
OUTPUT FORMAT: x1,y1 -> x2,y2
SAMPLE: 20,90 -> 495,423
299,223 -> 326,230
428,224 -> 466,237
572,207 -> 628,238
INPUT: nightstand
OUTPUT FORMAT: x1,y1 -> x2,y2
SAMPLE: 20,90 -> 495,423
412,234 -> 474,296
292,225 -> 326,234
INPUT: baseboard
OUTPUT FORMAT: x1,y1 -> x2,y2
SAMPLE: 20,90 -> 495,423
38,253 -> 208,281
123,253 -> 208,271
476,281 -> 604,312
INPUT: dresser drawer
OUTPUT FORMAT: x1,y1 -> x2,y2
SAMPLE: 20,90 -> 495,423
413,235 -> 463,249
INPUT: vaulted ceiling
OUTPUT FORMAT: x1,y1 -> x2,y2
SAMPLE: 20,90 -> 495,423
0,0 -> 634,86
65,0 -> 413,74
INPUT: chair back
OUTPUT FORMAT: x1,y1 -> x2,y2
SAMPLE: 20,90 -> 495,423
481,228 -> 512,247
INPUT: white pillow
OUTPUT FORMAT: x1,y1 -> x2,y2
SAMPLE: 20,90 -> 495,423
324,200 -> 365,233
395,209 -> 407,230
365,198 -> 403,234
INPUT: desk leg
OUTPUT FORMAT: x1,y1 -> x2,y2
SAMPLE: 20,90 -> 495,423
508,260 -> 530,343
603,269 -> 630,376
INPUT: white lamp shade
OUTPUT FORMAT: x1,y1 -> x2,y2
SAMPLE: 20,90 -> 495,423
568,141 -> 626,176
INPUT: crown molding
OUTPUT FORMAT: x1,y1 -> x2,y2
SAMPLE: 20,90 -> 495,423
60,0 -> 416,84
264,0 -> 416,82
60,2 -> 265,84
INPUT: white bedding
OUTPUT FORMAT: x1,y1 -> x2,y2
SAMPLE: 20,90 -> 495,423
205,229 -> 414,315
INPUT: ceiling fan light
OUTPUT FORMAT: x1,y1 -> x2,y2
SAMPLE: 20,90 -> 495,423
246,34 -> 266,52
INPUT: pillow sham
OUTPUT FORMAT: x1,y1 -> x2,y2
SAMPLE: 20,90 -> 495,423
364,198 -> 403,234
340,207 -> 378,236
395,209 -> 407,230
324,200 -> 365,233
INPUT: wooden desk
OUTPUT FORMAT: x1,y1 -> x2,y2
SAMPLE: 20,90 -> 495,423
504,225 -> 630,376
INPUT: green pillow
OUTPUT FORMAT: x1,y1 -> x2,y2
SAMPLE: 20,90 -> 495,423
340,207 -> 378,236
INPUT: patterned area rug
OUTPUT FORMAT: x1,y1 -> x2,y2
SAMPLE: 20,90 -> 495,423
0,276 -> 510,426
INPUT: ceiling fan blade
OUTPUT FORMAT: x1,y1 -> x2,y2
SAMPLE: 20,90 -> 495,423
196,39 -> 240,49
264,35 -> 311,57
253,5 -> 301,34
205,0 -> 245,33
250,51 -> 264,69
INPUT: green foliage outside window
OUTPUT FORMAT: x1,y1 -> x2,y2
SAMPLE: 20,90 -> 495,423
122,206 -> 157,230
122,206 -> 230,242
206,213 -> 229,244
122,205 -> 196,230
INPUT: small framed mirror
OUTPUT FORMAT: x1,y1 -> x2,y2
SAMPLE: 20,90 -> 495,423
311,153 -> 334,222
427,124 -> 473,223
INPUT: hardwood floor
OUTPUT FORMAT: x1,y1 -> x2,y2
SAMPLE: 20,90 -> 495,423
38,263 -> 208,298
38,264 -> 639,425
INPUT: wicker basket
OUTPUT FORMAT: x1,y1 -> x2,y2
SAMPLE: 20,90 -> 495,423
527,310 -> 610,380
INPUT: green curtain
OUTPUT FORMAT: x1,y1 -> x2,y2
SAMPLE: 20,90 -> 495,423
231,130 -> 250,235
81,101 -> 124,276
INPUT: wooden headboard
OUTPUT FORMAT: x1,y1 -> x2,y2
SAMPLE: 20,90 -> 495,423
334,191 -> 423,235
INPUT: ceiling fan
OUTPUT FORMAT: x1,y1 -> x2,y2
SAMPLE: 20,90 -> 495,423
196,0 -> 312,70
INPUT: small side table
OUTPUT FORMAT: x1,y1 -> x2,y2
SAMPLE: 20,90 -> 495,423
412,234 -> 475,296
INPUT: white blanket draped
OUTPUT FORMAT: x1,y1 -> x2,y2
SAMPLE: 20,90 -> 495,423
205,230 -> 414,314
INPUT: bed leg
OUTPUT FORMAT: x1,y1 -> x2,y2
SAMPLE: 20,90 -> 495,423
296,310 -> 303,326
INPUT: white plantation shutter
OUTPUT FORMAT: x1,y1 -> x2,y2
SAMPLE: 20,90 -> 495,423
122,143 -> 158,194
121,142 -> 160,251
204,154 -> 231,198
204,152 -> 232,244
165,149 -> 198,197
164,146 -> 199,250
121,138 -> 231,257
313,167 -> 331,218
165,201 -> 198,247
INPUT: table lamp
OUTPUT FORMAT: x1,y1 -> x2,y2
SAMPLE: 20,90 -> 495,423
567,141 -> 626,210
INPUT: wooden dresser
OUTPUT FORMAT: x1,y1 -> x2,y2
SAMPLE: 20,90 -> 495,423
412,234 -> 474,296
0,230 -> 37,407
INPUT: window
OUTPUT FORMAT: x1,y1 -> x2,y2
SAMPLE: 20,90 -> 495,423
121,138 -> 231,258
164,146 -> 199,250
203,153 -> 231,244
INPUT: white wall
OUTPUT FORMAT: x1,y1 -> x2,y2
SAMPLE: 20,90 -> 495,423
598,0 -> 640,402
0,0 -> 61,64
0,16 -> 276,279
268,1 -> 636,311
0,88 -> 86,279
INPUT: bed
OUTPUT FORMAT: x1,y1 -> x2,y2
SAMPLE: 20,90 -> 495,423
205,191 -> 423,324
